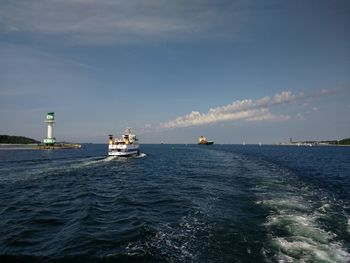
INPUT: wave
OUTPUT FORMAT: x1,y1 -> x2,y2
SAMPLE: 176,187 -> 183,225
72,155 -> 117,167
0,156 -> 117,184
112,153 -> 147,159
126,211 -> 210,262
253,164 -> 350,262
0,150 -> 148,184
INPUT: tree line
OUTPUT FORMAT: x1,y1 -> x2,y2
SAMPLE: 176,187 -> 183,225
0,135 -> 39,144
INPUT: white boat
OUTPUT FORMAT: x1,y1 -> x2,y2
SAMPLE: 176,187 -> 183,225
108,128 -> 140,157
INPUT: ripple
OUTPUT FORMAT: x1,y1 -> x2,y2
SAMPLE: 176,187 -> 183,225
1,144 -> 350,262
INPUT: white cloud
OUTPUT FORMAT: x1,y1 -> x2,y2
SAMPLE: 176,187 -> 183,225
0,0 -> 248,45
158,91 -> 297,129
156,88 -> 342,130
246,112 -> 290,122
255,91 -> 297,106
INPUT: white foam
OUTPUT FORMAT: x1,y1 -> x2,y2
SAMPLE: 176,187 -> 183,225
254,163 -> 350,262
107,153 -> 146,161
103,156 -> 117,162
1,156 -> 117,184
318,203 -> 331,213
126,213 -> 209,261
265,214 -> 312,229
73,156 -> 117,167
261,199 -> 310,212
262,199 -> 350,262
273,237 -> 350,262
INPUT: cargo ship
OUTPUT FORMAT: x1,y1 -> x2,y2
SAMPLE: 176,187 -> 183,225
198,136 -> 214,145
108,128 -> 140,156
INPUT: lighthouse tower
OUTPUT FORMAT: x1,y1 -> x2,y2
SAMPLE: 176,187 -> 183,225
43,112 -> 56,145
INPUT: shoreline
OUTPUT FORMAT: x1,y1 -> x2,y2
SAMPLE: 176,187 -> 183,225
0,144 -> 37,150
0,143 -> 82,150
1,143 -> 349,150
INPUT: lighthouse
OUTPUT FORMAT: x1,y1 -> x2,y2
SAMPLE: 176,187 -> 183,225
43,112 -> 56,145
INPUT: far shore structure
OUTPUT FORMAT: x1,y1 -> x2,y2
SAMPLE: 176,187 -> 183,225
43,112 -> 56,146
36,112 -> 81,150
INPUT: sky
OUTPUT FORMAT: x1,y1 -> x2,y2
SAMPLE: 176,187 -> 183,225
0,0 -> 349,144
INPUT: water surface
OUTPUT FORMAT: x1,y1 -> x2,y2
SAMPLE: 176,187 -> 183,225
0,144 -> 349,262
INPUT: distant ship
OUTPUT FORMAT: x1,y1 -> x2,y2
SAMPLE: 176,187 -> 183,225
108,128 -> 140,156
198,136 -> 214,145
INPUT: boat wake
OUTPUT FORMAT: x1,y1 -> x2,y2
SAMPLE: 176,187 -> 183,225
115,153 -> 146,159
251,163 -> 350,262
0,156 -> 118,184
77,156 -> 117,166
126,211 -> 210,262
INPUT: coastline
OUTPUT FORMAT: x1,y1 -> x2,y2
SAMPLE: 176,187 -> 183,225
0,144 -> 38,150
0,143 -> 82,150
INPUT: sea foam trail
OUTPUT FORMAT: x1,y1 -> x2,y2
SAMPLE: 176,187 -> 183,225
126,212 -> 210,262
74,155 -> 117,167
1,153 -> 146,184
112,153 -> 147,159
250,160 -> 350,262
0,156 -> 116,184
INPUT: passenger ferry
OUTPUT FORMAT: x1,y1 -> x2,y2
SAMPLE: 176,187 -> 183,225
108,128 -> 140,156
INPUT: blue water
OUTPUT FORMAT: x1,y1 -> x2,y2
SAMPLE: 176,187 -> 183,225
0,144 -> 349,262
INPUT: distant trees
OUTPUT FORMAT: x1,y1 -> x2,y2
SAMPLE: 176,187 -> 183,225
339,138 -> 350,145
323,138 -> 350,145
0,135 -> 39,144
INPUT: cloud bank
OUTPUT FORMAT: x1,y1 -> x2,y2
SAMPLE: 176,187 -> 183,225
159,91 -> 296,129
0,0 -> 247,45
157,88 -> 344,130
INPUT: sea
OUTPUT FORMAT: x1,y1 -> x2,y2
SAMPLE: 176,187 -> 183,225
0,144 -> 349,263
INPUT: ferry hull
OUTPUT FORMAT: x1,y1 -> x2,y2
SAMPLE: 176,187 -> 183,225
108,149 -> 139,157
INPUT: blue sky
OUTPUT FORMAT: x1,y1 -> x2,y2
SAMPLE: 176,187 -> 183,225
0,0 -> 349,143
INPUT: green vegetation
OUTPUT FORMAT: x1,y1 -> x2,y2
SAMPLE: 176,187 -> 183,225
324,138 -> 350,145
339,138 -> 350,145
0,135 -> 39,144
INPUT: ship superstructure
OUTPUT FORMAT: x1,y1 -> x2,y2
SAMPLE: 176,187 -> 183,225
198,136 -> 214,145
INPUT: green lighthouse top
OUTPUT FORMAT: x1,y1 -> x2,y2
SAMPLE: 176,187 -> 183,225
46,112 -> 54,120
